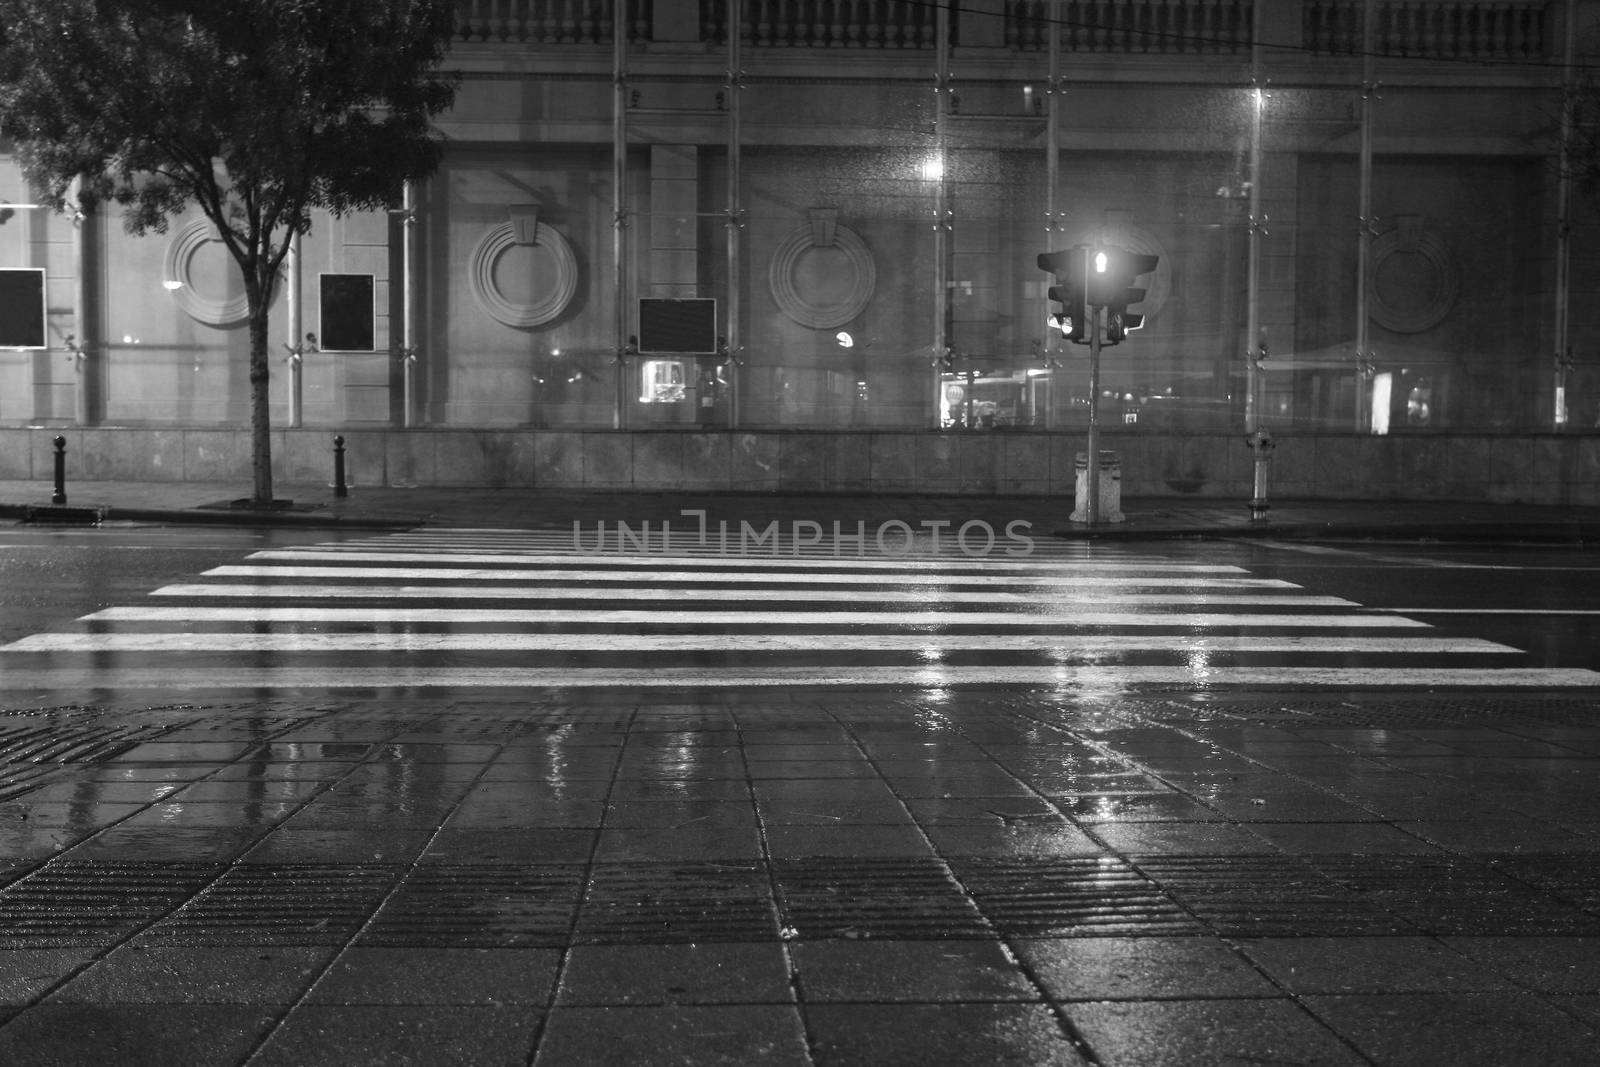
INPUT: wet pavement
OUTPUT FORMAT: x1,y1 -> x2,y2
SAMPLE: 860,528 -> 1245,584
2,692 -> 1599,1065
5,476 -> 1600,541
1,478 -> 1598,1064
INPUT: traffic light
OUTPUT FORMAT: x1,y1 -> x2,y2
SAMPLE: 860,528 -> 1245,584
1037,245 -> 1089,345
1093,245 -> 1159,345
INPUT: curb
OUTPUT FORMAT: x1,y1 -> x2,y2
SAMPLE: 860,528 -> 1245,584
1052,521 -> 1599,543
2,502 -> 415,530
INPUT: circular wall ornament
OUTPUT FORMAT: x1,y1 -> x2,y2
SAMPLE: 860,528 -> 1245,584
164,218 -> 250,327
1367,220 -> 1458,334
469,220 -> 579,329
768,219 -> 877,330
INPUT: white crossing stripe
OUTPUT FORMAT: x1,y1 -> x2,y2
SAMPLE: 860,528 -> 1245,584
149,582 -> 1359,608
1,633 -> 1516,654
244,549 -> 1250,573
78,606 -> 1433,628
207,564 -> 1299,588
2,666 -> 1595,690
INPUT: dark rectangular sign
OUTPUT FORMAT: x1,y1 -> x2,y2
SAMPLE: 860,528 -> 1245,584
319,273 -> 375,352
0,268 -> 46,348
638,297 -> 716,354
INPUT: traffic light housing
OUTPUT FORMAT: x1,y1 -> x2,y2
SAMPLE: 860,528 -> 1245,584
1037,246 -> 1089,344
1094,246 -> 1159,345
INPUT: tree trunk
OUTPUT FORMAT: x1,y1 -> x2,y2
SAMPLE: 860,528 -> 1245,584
247,296 -> 274,506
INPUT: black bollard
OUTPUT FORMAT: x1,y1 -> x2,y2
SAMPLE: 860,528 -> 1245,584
52,436 -> 67,505
333,435 -> 348,498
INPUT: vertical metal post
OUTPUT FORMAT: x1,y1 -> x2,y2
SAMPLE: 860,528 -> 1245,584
286,232 -> 303,428
725,0 -> 743,429
402,181 -> 420,428
1043,0 -> 1062,431
1245,6 -> 1272,521
1554,0 -> 1577,430
333,435 -> 348,498
1354,0 -> 1378,432
1085,263 -> 1102,528
71,177 -> 96,427
52,436 -> 67,505
612,0 -> 631,431
931,0 -> 952,426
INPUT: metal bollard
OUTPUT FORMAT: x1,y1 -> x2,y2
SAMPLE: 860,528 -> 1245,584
332,435 -> 348,498
52,436 -> 67,505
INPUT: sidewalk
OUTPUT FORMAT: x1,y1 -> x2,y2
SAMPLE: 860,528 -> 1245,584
5,478 -> 1600,542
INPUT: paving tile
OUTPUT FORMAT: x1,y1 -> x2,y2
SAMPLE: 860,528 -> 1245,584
1399,819 -> 1600,853
307,947 -> 560,1005
1246,822 -> 1444,854
1553,994 -> 1600,1030
921,821 -> 1104,858
359,865 -> 584,949
1444,937 -> 1600,993
1065,999 -> 1367,1067
170,779 -> 326,802
0,1003 -> 277,1065
1091,821 -> 1279,856
792,939 -> 1038,1002
48,945 -> 334,1004
764,824 -> 933,859
421,829 -> 598,865
444,797 -> 605,829
1016,937 -> 1279,1000
607,778 -> 750,803
1304,992 -> 1600,1066
595,823 -> 762,861
602,800 -> 757,830
555,943 -> 792,1005
805,1003 -> 1086,1066
1236,937 -> 1515,994
253,1004 -> 540,1067
902,796 -> 1062,826
0,802 -> 147,827
1053,793 -> 1220,822
534,1004 -> 808,1066
240,829 -> 433,864
0,949 -> 98,1004
756,795 -> 913,825
117,801 -> 300,829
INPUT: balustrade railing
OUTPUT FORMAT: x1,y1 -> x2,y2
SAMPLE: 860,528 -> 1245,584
454,0 -> 650,44
722,0 -> 938,49
455,0 -> 1552,59
1007,0 -> 1252,54
1303,1 -> 1549,60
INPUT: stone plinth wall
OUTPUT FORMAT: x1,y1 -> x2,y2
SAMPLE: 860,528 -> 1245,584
3,428 -> 1596,505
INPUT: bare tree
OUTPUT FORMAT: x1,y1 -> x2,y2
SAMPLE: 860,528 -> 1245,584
0,0 -> 459,504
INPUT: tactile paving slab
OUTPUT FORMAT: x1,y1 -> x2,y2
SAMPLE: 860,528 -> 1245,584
146,864 -> 403,945
1306,853 -> 1600,936
772,857 -> 992,940
359,864 -> 586,947
0,862 -> 221,947
1130,854 -> 1418,937
949,856 -> 1204,937
575,861 -> 779,944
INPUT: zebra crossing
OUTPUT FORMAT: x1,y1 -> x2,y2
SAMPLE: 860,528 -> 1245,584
3,526 -> 1598,692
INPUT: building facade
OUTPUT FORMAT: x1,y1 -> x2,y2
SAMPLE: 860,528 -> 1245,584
2,0 -> 1599,502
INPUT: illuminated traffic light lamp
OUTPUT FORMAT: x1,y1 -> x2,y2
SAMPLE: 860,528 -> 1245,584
1037,246 -> 1090,345
1094,246 -> 1159,345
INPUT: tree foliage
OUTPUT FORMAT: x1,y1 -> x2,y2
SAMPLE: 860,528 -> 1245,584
0,0 -> 459,503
